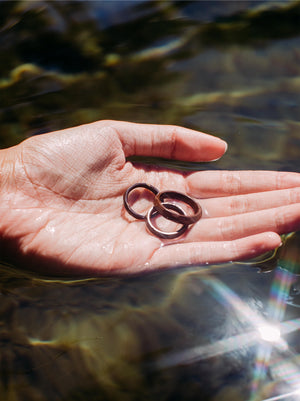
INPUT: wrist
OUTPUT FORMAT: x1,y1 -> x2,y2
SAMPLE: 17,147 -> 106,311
0,145 -> 24,263
0,146 -> 19,192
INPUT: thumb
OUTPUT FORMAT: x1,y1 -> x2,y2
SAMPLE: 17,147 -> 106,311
108,120 -> 227,162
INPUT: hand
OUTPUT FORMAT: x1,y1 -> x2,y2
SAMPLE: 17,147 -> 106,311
0,120 -> 299,276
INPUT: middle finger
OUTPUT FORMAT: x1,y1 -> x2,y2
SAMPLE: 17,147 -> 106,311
199,187 -> 300,218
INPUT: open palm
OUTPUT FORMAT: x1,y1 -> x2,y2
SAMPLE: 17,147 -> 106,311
0,120 -> 299,276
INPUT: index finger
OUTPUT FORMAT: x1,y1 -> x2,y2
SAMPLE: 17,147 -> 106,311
187,170 -> 300,198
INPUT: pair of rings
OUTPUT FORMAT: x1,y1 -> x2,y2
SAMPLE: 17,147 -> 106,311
123,183 -> 202,239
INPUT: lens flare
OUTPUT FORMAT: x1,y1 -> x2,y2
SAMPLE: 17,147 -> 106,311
258,324 -> 281,343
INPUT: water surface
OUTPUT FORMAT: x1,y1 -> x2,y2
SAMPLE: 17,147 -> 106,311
0,1 -> 299,400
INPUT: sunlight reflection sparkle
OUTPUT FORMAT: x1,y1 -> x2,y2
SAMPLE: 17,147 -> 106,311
258,324 -> 281,343
157,269 -> 300,401
263,386 -> 300,401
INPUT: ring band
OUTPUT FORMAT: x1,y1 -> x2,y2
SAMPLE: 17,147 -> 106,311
154,190 -> 202,225
146,202 -> 189,239
123,184 -> 202,239
123,183 -> 159,220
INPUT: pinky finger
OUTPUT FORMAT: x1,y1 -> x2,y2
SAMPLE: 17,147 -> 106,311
147,232 -> 282,271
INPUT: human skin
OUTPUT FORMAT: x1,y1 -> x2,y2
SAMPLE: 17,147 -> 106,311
0,120 -> 299,276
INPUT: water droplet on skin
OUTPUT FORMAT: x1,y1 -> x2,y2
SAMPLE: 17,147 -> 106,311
202,206 -> 210,218
102,242 -> 114,255
35,214 -> 43,222
45,224 -> 56,234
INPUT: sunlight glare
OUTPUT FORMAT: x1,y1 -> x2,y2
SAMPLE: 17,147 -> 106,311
263,386 -> 300,401
258,324 -> 281,343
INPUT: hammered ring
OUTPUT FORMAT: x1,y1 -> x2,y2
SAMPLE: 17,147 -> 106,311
154,190 -> 202,225
123,183 -> 201,239
123,183 -> 159,220
146,202 -> 189,239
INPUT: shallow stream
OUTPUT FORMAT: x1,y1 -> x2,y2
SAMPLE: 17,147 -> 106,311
0,1 -> 300,400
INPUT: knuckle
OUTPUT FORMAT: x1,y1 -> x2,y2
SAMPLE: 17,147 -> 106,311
274,209 -> 287,232
275,172 -> 290,189
228,240 -> 240,260
228,196 -> 249,214
273,204 -> 300,234
168,127 -> 178,160
217,218 -> 237,240
99,119 -> 115,127
222,172 -> 242,194
289,188 -> 300,204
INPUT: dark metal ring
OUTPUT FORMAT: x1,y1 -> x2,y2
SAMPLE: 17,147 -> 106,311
154,190 -> 202,225
146,202 -> 189,239
123,183 -> 159,220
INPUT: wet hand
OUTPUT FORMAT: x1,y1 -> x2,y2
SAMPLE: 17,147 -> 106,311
0,120 -> 299,275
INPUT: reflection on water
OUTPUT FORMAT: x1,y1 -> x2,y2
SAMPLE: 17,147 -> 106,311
0,1 -> 299,400
1,235 -> 300,401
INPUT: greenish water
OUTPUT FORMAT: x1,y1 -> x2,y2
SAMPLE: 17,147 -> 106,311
0,1 -> 300,400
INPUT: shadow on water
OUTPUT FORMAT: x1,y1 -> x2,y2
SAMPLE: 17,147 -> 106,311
0,1 -> 300,400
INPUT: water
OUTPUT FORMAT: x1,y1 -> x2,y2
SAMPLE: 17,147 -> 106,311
0,1 -> 299,400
